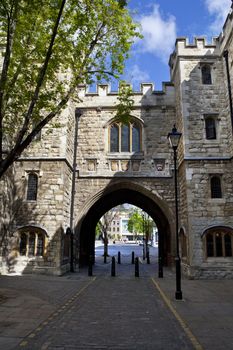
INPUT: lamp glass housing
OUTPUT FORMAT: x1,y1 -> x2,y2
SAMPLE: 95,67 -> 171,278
168,126 -> 182,148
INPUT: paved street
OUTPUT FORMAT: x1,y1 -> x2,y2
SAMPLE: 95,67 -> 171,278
0,244 -> 232,349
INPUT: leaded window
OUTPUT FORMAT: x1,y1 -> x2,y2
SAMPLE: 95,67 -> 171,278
205,228 -> 233,257
205,118 -> 216,139
27,173 -> 38,201
211,176 -> 222,198
37,233 -> 44,256
202,65 -> 212,85
19,233 -> 27,256
110,124 -> 119,152
19,229 -> 46,257
109,121 -> 142,153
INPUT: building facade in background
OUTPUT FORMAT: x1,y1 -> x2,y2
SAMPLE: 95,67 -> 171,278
1,5 -> 233,278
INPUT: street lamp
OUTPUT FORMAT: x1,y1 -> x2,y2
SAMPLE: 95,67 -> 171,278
168,125 -> 183,300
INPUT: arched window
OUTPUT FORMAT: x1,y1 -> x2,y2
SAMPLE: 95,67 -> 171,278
204,227 -> 233,257
27,173 -> 38,201
18,228 -> 46,257
202,65 -> 212,85
109,120 -> 142,153
205,117 -> 216,139
210,176 -> 222,198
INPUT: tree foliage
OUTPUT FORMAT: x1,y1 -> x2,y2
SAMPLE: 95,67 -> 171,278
127,209 -> 143,234
0,0 -> 140,177
115,81 -> 134,123
128,208 -> 154,240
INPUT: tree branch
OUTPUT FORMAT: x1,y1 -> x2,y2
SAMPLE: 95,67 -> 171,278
13,0 -> 67,150
0,0 -> 19,161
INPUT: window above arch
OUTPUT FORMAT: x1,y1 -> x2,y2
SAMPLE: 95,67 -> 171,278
201,64 -> 212,85
109,120 -> 142,153
204,227 -> 233,258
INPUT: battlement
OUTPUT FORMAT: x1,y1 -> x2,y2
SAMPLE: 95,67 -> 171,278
219,5 -> 233,52
77,82 -> 174,98
169,36 -> 220,74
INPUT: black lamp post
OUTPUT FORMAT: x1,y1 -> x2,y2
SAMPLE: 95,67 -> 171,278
168,125 -> 183,300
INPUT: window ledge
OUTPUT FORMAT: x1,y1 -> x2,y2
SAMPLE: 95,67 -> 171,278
107,152 -> 144,159
205,257 -> 233,262
208,198 -> 226,203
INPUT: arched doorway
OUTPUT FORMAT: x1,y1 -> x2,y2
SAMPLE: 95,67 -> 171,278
76,182 -> 173,268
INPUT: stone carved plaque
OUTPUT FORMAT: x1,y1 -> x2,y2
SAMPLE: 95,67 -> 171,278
154,159 -> 165,171
111,161 -> 119,171
87,159 -> 96,171
132,160 -> 141,171
121,160 -> 129,172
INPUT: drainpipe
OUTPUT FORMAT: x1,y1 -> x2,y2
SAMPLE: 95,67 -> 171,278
69,108 -> 82,272
223,50 -> 233,130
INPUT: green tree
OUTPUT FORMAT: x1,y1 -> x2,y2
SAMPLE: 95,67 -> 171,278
0,0 -> 140,177
127,209 -> 143,239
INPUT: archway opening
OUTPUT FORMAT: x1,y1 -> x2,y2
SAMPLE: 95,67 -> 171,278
77,188 -> 172,267
95,204 -> 158,262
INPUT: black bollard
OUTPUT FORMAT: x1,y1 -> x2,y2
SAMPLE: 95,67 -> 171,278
118,251 -> 121,264
88,255 -> 93,276
131,251 -> 135,264
111,256 -> 116,277
146,251 -> 150,264
158,256 -> 163,278
135,257 -> 139,277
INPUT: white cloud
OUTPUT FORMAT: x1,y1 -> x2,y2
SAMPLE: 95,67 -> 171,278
136,3 -> 177,63
205,0 -> 232,34
124,64 -> 150,86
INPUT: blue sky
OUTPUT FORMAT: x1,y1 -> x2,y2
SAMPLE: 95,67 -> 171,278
121,0 -> 232,90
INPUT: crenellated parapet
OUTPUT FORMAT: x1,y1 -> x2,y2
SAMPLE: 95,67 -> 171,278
76,82 -> 175,108
169,37 -> 220,78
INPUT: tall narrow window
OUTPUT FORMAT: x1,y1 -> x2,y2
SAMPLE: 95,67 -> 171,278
224,234 -> 232,257
206,233 -> 214,257
20,233 -> 27,256
215,233 -> 223,257
132,124 -> 140,152
205,118 -> 216,139
27,173 -> 38,201
202,65 -> 212,84
211,176 -> 222,198
121,124 -> 130,152
110,124 -> 119,152
28,233 -> 35,256
37,234 -> 44,256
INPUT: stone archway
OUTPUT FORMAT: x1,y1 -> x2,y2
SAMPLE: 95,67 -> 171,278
76,181 -> 174,267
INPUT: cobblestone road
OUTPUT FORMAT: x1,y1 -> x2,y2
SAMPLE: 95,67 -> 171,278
1,251 -> 232,350
13,275 -> 194,350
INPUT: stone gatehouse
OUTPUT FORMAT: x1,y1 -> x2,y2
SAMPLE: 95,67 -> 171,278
1,6 -> 233,278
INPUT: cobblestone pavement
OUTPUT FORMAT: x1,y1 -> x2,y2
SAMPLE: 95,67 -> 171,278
0,254 -> 232,350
